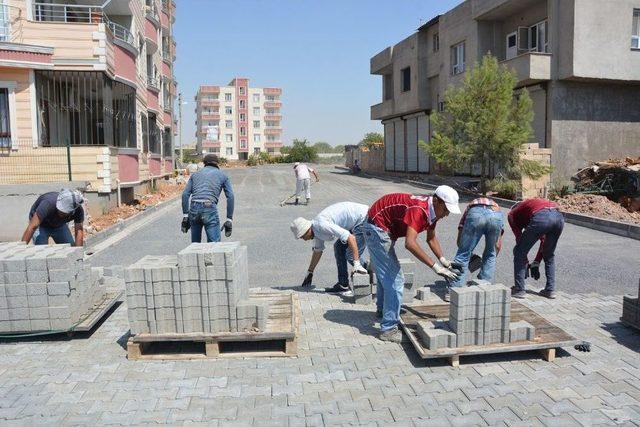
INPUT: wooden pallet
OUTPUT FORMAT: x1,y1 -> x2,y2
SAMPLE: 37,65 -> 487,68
399,301 -> 583,367
127,290 -> 299,360
74,290 -> 123,332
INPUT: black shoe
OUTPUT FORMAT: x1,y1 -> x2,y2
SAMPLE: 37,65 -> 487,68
325,283 -> 349,293
538,289 -> 556,299
375,309 -> 382,319
511,287 -> 526,299
294,199 -> 299,205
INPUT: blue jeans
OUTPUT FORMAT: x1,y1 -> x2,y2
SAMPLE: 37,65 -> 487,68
450,206 -> 504,287
33,224 -> 74,245
513,208 -> 564,292
333,223 -> 367,285
364,221 -> 404,332
189,202 -> 221,243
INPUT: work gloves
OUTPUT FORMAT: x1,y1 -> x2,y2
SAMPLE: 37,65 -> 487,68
351,260 -> 368,275
529,261 -> 541,280
439,256 -> 452,268
432,263 -> 460,282
301,271 -> 313,287
181,215 -> 190,233
221,219 -> 233,238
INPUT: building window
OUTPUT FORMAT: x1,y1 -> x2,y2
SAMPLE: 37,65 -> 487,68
451,41 -> 465,75
239,99 -> 246,109
225,106 -> 232,115
225,93 -> 232,101
225,134 -> 233,142
239,86 -> 245,95
254,147 -> 260,154
401,67 -> 411,92
240,139 -> 247,149
226,147 -> 233,156
633,9 -> 640,49
225,120 -> 232,128
253,107 -> 260,115
253,120 -> 260,128
0,88 -> 11,149
253,134 -> 260,142
240,113 -> 246,122
528,20 -> 548,53
240,127 -> 246,136
433,33 -> 439,52
253,93 -> 260,102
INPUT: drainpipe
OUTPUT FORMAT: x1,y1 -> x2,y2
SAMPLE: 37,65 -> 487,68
116,178 -> 121,207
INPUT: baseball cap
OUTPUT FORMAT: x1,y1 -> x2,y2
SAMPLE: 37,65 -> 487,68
290,217 -> 312,239
434,185 -> 461,214
56,189 -> 84,214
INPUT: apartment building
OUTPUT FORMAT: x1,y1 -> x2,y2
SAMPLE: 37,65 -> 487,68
371,0 -> 640,179
195,78 -> 283,160
0,0 -> 177,213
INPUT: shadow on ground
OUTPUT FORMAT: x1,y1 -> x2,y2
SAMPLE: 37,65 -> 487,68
601,322 -> 640,353
323,309 -> 379,337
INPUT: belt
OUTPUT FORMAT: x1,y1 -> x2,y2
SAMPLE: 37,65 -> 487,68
191,200 -> 215,207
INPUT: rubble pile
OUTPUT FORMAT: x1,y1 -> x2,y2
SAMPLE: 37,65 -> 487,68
556,194 -> 640,225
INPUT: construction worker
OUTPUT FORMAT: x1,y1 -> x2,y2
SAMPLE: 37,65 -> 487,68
364,186 -> 462,343
448,198 -> 504,298
290,202 -> 368,293
181,154 -> 234,243
508,198 -> 564,299
21,189 -> 85,246
293,162 -> 319,205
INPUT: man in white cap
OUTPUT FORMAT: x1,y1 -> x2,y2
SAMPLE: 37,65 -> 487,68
290,201 -> 368,292
21,189 -> 85,246
293,162 -> 319,205
364,186 -> 462,343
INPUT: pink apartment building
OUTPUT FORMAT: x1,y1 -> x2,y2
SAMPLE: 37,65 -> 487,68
0,0 -> 177,214
195,78 -> 283,160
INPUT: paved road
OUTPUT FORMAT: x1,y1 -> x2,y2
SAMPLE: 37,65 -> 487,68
91,164 -> 640,296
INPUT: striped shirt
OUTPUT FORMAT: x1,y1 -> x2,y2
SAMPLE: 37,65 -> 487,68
458,198 -> 500,229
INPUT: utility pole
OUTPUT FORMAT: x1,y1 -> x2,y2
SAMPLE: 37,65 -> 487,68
178,92 -> 183,164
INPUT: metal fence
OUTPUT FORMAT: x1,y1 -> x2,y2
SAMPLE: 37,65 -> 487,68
0,139 -> 72,185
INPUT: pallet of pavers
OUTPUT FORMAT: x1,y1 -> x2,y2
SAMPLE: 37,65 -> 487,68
620,279 -> 640,331
0,242 -> 122,335
399,282 -> 583,366
125,242 -> 299,360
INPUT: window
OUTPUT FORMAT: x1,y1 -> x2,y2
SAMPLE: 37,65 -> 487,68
253,120 -> 260,128
225,120 -> 232,128
253,107 -> 260,115
633,9 -> 640,49
433,33 -> 439,52
240,139 -> 247,149
225,93 -> 232,101
239,100 -> 246,109
254,147 -> 260,154
451,41 -> 465,75
401,67 -> 411,92
226,147 -> 233,156
240,113 -> 246,122
0,88 -> 11,148
438,101 -> 445,112
253,134 -> 260,142
225,106 -> 232,115
239,86 -> 245,95
225,134 -> 233,142
253,93 -> 260,102
529,20 -> 548,53
240,127 -> 246,136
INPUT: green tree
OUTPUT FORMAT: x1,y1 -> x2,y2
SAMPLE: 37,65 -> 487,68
333,144 -> 345,154
313,141 -> 332,153
359,132 -> 384,148
285,139 -> 318,163
421,54 -> 543,194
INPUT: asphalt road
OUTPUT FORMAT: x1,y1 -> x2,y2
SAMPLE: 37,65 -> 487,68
90,164 -> 640,296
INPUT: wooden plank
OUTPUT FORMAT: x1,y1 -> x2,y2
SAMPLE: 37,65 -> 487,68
74,291 -> 123,332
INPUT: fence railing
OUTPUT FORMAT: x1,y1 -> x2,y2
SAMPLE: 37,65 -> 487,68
0,4 -> 23,42
147,74 -> 159,89
33,2 -> 103,23
0,139 -> 72,185
104,17 -> 134,47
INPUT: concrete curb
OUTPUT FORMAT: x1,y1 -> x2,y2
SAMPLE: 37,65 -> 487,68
85,196 -> 180,249
336,166 -> 640,241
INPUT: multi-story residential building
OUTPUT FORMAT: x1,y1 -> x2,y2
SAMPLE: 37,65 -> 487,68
371,0 -> 640,179
195,78 -> 283,160
0,0 -> 177,214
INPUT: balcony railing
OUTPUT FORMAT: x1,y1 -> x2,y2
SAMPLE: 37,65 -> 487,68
0,4 -> 22,42
147,75 -> 159,89
145,2 -> 160,24
33,2 -> 104,23
104,17 -> 134,47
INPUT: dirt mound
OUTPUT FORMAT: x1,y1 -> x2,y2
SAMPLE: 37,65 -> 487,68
556,193 -> 640,226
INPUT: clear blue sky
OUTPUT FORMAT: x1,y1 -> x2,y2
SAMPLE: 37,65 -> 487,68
173,0 -> 463,148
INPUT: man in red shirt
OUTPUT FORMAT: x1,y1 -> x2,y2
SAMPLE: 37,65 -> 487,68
364,186 -> 462,343
508,198 -> 564,299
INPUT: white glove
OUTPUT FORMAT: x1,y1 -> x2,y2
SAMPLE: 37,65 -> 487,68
432,263 -> 459,281
439,256 -> 451,268
352,260 -> 367,275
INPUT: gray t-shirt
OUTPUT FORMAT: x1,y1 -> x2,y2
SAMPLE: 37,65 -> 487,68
29,192 -> 84,229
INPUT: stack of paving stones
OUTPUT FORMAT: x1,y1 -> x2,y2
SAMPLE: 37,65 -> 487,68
621,279 -> 640,328
0,242 -> 106,333
416,283 -> 536,350
400,258 -> 418,303
125,242 -> 268,335
350,273 -> 372,305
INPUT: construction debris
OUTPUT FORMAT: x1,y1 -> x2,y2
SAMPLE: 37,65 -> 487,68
555,194 -> 640,225
572,157 -> 640,196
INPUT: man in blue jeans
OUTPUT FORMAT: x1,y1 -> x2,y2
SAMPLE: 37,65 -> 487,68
447,198 -> 504,298
290,202 -> 369,292
22,189 -> 85,246
508,198 -> 564,299
181,154 -> 234,243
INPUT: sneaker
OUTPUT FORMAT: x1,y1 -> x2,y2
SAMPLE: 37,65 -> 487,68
325,283 -> 349,293
379,327 -> 402,343
375,309 -> 382,319
538,289 -> 556,299
511,287 -> 526,299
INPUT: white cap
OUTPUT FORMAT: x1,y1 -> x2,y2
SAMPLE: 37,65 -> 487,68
56,189 -> 84,214
290,217 -> 312,239
294,162 -> 300,167
434,185 -> 461,214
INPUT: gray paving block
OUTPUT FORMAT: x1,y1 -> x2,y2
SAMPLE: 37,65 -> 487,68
7,296 -> 28,309
353,283 -> 372,296
509,321 -> 535,342
29,307 -> 50,320
49,306 -> 71,320
8,307 -> 29,320
416,287 -> 430,300
352,273 -> 369,288
48,269 -> 75,282
416,321 -> 456,350
10,320 -> 31,331
399,258 -> 415,274
450,286 -> 480,307
46,281 -> 70,297
124,266 -> 145,283
2,256 -> 26,272
5,284 -> 26,297
30,319 -> 51,331
4,271 -> 27,284
352,294 -> 373,305
27,294 -> 48,308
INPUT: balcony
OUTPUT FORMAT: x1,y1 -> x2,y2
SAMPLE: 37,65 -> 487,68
500,52 -> 551,87
202,140 -> 221,148
145,2 -> 160,27
264,101 -> 282,109
371,46 -> 393,75
201,86 -> 220,93
33,2 -> 105,23
147,74 -> 160,92
200,99 -> 219,107
104,17 -> 136,53
371,99 -> 395,120
263,88 -> 281,95
265,141 -> 283,148
264,128 -> 282,135
145,18 -> 158,52
264,114 -> 282,121
201,113 -> 220,121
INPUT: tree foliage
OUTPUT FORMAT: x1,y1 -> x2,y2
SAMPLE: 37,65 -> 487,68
284,139 -> 318,163
313,141 -> 332,153
359,132 -> 384,148
420,54 -> 542,194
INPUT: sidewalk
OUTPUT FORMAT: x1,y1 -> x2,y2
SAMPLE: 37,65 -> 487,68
0,288 -> 638,425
